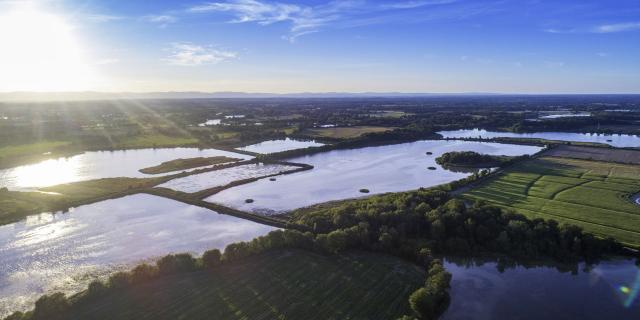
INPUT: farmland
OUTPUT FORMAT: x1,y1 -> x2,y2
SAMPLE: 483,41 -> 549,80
61,249 -> 424,320
304,126 -> 396,139
463,156 -> 640,247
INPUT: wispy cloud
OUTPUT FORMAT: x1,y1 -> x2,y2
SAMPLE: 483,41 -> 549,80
592,22 -> 640,33
165,43 -> 237,66
143,15 -> 178,28
86,14 -> 124,23
380,0 -> 457,10
188,0 -> 459,41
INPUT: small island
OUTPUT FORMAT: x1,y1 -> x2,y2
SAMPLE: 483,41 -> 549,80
139,156 -> 240,174
435,151 -> 510,168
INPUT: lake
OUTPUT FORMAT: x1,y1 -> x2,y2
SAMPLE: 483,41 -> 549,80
0,147 -> 251,190
237,138 -> 325,154
157,163 -> 299,193
0,194 -> 276,317
207,140 -> 542,215
439,129 -> 640,148
443,258 -> 640,319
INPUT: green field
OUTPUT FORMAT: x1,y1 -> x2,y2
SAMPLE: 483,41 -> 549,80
63,249 -> 424,320
305,126 -> 396,139
463,157 -> 640,247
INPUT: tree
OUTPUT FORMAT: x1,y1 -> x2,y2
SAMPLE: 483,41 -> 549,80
32,293 -> 70,320
202,249 -> 222,268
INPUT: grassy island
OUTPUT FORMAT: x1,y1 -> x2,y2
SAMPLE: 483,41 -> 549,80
139,156 -> 241,174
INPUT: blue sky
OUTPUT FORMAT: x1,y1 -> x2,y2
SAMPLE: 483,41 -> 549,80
0,0 -> 639,93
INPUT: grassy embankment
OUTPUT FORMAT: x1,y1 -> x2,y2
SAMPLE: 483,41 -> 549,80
0,177 -> 165,225
26,249 -> 424,320
462,156 -> 640,247
139,156 -> 241,174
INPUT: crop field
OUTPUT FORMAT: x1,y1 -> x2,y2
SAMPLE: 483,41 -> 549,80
305,126 -> 395,139
463,157 -> 640,247
544,145 -> 640,165
64,249 -> 424,320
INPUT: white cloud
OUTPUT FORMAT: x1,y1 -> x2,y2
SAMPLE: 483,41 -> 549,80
593,22 -> 640,33
96,58 -> 120,65
143,15 -> 178,28
165,43 -> 237,66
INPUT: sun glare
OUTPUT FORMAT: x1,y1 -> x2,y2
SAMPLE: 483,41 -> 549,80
0,4 -> 97,91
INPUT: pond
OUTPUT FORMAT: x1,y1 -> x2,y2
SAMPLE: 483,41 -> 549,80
438,129 -> 640,148
198,119 -> 221,126
207,140 -> 542,215
237,138 -> 325,154
0,194 -> 276,317
0,147 -> 251,190
157,163 -> 299,193
443,258 -> 640,319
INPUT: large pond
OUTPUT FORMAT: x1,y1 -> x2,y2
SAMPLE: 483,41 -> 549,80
207,140 -> 542,215
157,163 -> 299,193
443,258 -> 640,319
237,138 -> 325,154
0,194 -> 276,317
438,129 -> 640,148
0,147 -> 251,191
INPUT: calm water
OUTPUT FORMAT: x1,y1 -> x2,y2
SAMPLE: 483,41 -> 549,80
157,163 -> 299,193
538,111 -> 591,119
238,138 -> 325,154
439,129 -> 640,148
198,119 -> 221,126
443,258 -> 640,319
207,140 -> 542,214
0,147 -> 250,190
0,194 -> 276,317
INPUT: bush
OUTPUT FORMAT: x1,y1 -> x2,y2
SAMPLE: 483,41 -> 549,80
32,293 -> 70,320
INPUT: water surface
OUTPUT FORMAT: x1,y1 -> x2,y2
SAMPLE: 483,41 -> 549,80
443,258 -> 640,319
0,194 -> 276,317
0,148 -> 251,190
157,163 -> 299,193
208,140 -> 541,214
439,129 -> 640,148
238,138 -> 325,154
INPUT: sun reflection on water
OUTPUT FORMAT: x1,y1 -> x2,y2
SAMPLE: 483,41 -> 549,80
12,157 -> 81,189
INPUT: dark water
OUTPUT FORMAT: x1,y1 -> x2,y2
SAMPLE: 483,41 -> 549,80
443,258 -> 640,320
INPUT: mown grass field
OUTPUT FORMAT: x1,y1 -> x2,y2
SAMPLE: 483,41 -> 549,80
64,249 -> 424,320
463,157 -> 640,247
305,126 -> 395,139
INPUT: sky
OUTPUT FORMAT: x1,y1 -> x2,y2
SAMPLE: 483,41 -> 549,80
0,0 -> 639,93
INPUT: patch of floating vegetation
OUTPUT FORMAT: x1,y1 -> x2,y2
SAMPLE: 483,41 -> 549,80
359,189 -> 370,193
426,152 -> 433,155
428,167 -> 437,170
269,178 -> 277,181
245,198 -> 254,203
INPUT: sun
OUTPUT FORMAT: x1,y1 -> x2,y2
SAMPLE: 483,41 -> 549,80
0,4 -> 97,92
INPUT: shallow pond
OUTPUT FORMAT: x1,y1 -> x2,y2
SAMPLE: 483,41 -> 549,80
443,258 -> 640,319
0,147 -> 251,190
237,138 -> 325,154
207,140 -> 541,215
439,128 -> 640,148
157,163 -> 299,193
0,194 -> 276,317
